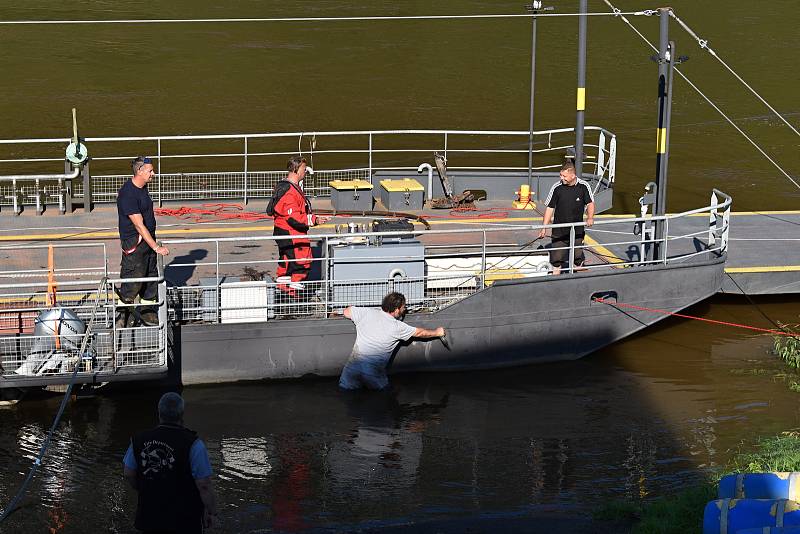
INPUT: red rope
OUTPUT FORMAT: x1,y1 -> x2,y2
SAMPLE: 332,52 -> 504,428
593,298 -> 798,337
424,207 -> 513,220
155,203 -> 272,223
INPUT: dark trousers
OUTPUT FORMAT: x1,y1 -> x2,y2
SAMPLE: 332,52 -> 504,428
118,240 -> 158,323
549,236 -> 585,269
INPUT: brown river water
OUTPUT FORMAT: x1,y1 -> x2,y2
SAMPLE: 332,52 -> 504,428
0,0 -> 798,532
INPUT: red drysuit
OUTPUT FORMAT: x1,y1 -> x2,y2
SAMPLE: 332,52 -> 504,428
268,180 -> 319,296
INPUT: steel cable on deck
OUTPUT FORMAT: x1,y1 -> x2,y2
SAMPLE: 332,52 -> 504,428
603,1 -> 800,193
0,277 -> 108,524
668,10 -> 800,139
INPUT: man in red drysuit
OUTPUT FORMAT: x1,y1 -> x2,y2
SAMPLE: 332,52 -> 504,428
267,155 -> 330,297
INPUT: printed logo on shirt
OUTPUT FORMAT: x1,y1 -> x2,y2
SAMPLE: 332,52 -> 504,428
140,440 -> 176,478
287,208 -> 293,215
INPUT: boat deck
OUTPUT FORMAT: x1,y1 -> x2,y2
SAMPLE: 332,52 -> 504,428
0,200 -> 796,295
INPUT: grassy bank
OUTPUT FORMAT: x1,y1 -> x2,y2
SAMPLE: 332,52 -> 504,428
774,324 -> 800,369
594,432 -> 800,533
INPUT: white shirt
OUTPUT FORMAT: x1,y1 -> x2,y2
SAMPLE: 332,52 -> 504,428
348,307 -> 417,367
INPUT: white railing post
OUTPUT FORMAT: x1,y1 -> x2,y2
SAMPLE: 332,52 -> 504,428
708,191 -> 718,247
721,202 -> 731,253
444,132 -> 448,162
215,240 -> 220,324
323,236 -> 329,315
568,226 -> 576,274
663,217 -> 669,264
242,135 -> 247,206
597,131 -> 606,178
243,136 -> 249,205
480,230 -> 487,287
368,133 -> 373,185
608,136 -> 617,185
157,138 -> 163,207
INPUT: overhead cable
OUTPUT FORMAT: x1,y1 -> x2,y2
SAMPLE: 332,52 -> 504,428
603,1 -> 800,192
0,11 -> 656,26
669,10 -> 800,139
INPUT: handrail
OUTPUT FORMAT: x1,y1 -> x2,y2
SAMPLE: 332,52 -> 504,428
163,193 -> 731,246
0,167 -> 79,182
0,126 -> 614,145
0,275 -> 161,291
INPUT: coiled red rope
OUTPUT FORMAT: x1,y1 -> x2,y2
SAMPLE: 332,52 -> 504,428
593,298 -> 798,337
155,203 -> 272,223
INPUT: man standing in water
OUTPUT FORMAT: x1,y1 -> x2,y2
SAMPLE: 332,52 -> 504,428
267,155 -> 330,298
123,392 -> 218,533
116,156 -> 169,327
538,161 -> 595,275
339,292 -> 446,390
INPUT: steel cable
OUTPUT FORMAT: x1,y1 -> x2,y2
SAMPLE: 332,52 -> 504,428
0,277 -> 108,524
0,12 -> 657,26
603,1 -> 800,193
668,10 -> 800,139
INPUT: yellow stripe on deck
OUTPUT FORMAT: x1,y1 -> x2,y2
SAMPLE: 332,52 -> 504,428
583,234 -> 625,265
726,265 -> 800,273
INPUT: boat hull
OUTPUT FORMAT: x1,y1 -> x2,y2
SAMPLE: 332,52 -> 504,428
176,256 -> 725,385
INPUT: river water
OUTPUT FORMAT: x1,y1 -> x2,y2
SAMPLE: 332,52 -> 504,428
0,1 -> 798,532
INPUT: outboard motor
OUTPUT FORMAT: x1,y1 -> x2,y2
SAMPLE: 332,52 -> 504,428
15,308 -> 86,376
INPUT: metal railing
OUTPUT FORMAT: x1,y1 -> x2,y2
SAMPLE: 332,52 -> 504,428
0,127 -> 616,208
0,256 -> 168,382
161,188 -> 730,323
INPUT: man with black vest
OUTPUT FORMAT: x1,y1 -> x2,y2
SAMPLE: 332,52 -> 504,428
538,161 -> 595,275
123,392 -> 218,533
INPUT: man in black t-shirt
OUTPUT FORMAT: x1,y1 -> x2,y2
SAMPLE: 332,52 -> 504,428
538,161 -> 595,275
116,157 -> 170,327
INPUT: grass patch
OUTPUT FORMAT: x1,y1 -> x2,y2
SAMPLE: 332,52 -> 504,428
631,484 -> 716,534
728,432 -> 800,473
597,433 -> 800,534
774,324 -> 800,369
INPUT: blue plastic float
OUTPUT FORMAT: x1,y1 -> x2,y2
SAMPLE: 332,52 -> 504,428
719,473 -> 800,501
703,498 -> 800,534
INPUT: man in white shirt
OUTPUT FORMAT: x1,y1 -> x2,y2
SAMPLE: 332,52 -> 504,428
339,292 -> 445,390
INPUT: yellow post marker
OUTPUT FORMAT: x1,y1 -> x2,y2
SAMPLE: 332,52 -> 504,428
513,184 -> 536,210
576,88 -> 586,111
656,128 -> 667,154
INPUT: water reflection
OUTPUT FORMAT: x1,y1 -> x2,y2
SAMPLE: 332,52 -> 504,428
219,437 -> 275,480
0,299 -> 796,532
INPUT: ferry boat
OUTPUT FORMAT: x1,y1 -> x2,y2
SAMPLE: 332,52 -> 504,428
0,7 -> 736,398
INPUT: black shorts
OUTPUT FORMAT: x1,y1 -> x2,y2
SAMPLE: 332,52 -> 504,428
549,237 -> 585,268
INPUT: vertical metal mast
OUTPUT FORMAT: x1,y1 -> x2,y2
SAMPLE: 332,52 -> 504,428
574,0 -> 588,179
653,8 -> 675,261
526,2 -> 541,185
